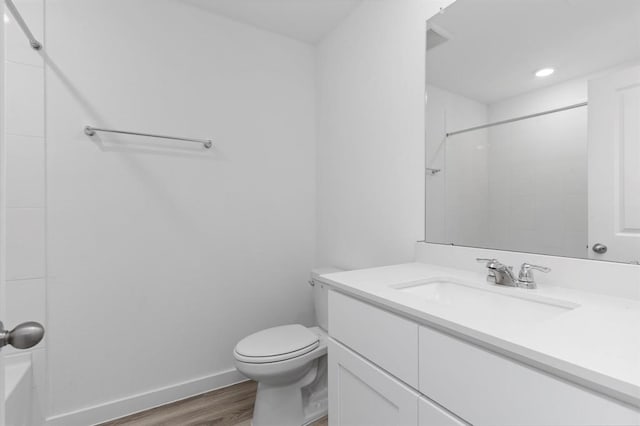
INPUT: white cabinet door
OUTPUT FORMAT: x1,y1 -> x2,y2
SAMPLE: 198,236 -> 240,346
419,326 -> 640,426
418,396 -> 467,426
588,64 -> 640,263
328,338 -> 419,426
329,290 -> 419,388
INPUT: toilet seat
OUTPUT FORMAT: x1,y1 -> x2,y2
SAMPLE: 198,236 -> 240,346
234,324 -> 320,364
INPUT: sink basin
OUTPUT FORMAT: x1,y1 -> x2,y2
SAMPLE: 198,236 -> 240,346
395,278 -> 579,325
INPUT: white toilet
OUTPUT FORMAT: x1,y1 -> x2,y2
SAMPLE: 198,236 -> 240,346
233,267 -> 342,426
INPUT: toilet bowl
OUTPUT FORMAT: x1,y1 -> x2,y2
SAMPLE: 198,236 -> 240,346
233,268 -> 342,426
235,325 -> 328,426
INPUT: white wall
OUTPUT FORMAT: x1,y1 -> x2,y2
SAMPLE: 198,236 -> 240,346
486,79 -> 588,258
316,0 -> 454,270
44,1 -> 316,423
425,84 -> 489,247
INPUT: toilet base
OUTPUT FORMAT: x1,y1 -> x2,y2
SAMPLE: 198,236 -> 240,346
252,357 -> 328,426
253,380 -> 305,426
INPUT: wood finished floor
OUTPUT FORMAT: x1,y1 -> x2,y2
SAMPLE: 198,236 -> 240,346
99,381 -> 328,426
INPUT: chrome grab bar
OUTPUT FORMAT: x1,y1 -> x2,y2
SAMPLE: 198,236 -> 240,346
4,0 -> 42,50
84,125 -> 213,149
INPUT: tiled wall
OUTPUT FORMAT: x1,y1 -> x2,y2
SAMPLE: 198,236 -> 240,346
425,84 -> 490,248
2,0 -> 46,420
486,78 -> 589,258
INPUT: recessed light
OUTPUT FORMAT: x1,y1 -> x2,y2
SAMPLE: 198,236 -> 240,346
535,68 -> 555,78
3,13 -> 9,24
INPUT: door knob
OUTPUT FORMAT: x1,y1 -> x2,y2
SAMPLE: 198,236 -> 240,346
592,243 -> 608,254
0,321 -> 45,350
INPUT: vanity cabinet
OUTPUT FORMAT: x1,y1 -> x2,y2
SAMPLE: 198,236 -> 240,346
328,286 -> 419,387
328,339 -> 419,426
418,397 -> 467,426
328,338 -> 466,426
328,290 -> 640,426
418,326 -> 639,425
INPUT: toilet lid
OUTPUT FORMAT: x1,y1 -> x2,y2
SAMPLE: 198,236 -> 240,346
234,324 -> 319,364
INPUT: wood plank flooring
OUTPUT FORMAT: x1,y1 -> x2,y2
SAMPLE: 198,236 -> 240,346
99,381 -> 328,426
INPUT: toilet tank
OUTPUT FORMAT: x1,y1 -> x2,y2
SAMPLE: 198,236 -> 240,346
311,267 -> 344,331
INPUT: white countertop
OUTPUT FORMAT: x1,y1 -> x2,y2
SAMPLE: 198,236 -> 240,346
319,262 -> 640,408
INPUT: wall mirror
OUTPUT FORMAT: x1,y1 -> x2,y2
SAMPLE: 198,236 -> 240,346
425,0 -> 640,264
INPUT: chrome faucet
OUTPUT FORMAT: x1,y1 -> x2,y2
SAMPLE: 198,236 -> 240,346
476,258 -> 550,289
476,258 -> 517,286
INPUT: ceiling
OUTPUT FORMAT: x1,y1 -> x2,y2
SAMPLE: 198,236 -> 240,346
182,0 -> 362,44
426,0 -> 640,104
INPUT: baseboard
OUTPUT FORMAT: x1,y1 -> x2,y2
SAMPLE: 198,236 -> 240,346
45,368 -> 247,426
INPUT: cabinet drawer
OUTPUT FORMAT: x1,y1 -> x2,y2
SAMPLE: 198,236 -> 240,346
419,396 -> 468,426
329,338 -> 419,426
329,290 -> 419,387
419,326 -> 640,426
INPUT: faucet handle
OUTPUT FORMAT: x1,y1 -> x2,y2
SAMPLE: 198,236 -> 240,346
521,263 -> 551,273
476,258 -> 504,270
518,263 -> 551,289
477,258 -> 501,284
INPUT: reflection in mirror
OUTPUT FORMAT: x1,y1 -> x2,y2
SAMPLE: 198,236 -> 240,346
425,0 -> 640,264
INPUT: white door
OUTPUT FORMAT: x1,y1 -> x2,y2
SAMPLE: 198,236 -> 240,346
328,338 -> 419,426
0,319 -> 5,426
588,65 -> 640,263
0,293 -> 5,426
1,0 -> 7,422
0,281 -> 5,426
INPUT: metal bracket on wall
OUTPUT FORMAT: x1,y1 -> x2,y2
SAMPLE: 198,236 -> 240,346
4,0 -> 42,50
426,168 -> 442,175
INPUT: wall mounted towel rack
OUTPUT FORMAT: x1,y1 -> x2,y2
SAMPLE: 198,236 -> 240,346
4,0 -> 42,50
84,126 -> 213,149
